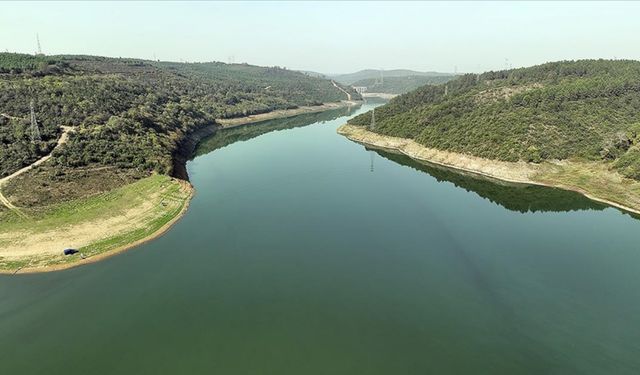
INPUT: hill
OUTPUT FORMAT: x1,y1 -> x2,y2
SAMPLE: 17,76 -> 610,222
0,53 -> 358,184
351,74 -> 454,95
331,69 -> 452,85
347,60 -> 640,180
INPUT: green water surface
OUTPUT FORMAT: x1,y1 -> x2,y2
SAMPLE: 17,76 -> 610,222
1,102 -> 639,374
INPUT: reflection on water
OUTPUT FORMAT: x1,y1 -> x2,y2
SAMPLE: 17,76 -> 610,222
373,149 -> 610,214
194,105 -> 360,158
2,102 -> 640,375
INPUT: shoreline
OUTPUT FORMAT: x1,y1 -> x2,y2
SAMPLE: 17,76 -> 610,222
1,103 -> 357,275
338,124 -> 640,217
5,180 -> 194,275
362,92 -> 398,100
217,101 -> 359,128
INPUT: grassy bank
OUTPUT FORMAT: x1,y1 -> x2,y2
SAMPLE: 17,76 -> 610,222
0,174 -> 191,273
338,124 -> 640,216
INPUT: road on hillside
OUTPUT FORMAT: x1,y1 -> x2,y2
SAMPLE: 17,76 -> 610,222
0,126 -> 74,216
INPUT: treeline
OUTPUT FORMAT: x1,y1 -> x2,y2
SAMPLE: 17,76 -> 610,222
0,53 -> 358,177
348,60 -> 640,180
0,53 -> 69,75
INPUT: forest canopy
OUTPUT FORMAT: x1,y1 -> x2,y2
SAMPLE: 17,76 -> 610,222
0,53 -> 359,178
348,60 -> 640,180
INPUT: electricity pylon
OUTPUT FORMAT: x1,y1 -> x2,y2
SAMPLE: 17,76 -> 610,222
30,100 -> 41,143
36,34 -> 43,55
370,107 -> 376,130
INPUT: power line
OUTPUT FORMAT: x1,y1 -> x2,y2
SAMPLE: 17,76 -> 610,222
370,151 -> 375,173
36,34 -> 43,55
369,108 -> 376,172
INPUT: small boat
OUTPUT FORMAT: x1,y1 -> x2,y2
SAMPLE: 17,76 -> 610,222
63,248 -> 79,255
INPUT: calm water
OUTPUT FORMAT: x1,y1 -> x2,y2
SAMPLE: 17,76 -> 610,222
1,103 -> 640,374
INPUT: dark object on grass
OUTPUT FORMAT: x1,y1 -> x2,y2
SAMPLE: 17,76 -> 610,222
63,248 -> 79,255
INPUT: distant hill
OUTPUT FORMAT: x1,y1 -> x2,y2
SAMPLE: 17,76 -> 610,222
347,60 -> 640,180
351,75 -> 455,95
331,69 -> 452,85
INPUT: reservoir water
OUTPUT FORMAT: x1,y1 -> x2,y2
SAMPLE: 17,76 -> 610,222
1,102 -> 640,374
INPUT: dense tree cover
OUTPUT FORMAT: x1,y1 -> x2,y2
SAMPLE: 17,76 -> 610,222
348,60 -> 640,179
155,62 -> 360,115
0,115 -> 59,177
0,53 -> 358,177
351,75 -> 454,95
0,53 -> 69,75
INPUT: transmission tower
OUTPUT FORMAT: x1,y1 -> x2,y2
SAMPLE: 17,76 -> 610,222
369,107 -> 376,172
370,107 -> 376,130
30,100 -> 41,143
444,85 -> 448,96
370,151 -> 375,172
36,34 -> 43,55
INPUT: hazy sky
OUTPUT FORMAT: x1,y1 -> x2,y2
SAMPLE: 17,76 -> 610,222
1,1 -> 639,74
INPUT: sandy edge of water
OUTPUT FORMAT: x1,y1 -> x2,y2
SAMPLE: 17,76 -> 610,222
338,124 -> 640,217
217,101 -> 359,128
4,103 -> 360,275
5,181 -> 194,275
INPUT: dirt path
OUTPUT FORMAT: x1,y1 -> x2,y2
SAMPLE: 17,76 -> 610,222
0,113 -> 20,120
331,80 -> 352,101
0,126 -> 74,215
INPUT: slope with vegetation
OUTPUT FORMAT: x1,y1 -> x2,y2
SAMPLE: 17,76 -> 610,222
0,53 -> 358,179
343,60 -> 640,213
0,52 -> 358,272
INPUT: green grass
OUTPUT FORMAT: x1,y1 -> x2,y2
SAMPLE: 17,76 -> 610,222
0,174 -> 191,272
78,181 -> 187,255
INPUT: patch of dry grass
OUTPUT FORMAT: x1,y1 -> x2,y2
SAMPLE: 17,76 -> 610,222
0,174 -> 192,273
533,161 -> 640,213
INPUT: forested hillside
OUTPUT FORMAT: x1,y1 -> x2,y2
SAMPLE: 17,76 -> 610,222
351,75 -> 454,94
0,53 -> 358,181
348,60 -> 640,180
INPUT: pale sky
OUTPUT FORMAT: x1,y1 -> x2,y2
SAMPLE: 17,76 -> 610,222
1,1 -> 639,74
